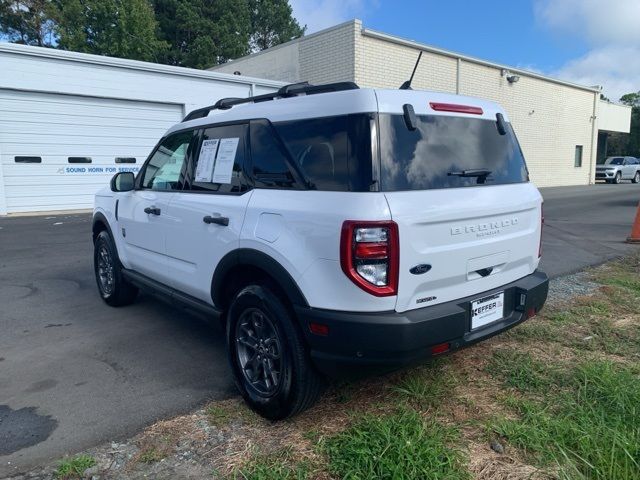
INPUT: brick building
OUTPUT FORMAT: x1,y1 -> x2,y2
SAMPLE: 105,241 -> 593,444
210,20 -> 631,188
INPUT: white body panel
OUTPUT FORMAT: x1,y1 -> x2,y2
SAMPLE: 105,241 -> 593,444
241,190 -> 395,312
95,87 -> 543,315
385,183 -> 541,313
117,190 -> 175,284
164,191 -> 254,303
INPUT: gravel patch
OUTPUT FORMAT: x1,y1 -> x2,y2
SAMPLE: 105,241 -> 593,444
546,270 -> 600,307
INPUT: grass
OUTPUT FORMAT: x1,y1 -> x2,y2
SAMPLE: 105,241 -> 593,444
138,447 -> 167,464
323,409 -> 469,480
53,254 -> 640,479
206,401 -> 262,428
391,358 -> 456,409
232,448 -> 313,480
489,360 -> 640,479
486,349 -> 562,393
54,455 -> 96,479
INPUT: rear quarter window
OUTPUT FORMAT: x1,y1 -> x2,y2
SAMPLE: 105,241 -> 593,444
379,114 -> 528,191
273,114 -> 373,192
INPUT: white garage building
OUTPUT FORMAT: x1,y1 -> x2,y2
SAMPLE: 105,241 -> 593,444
0,43 -> 283,215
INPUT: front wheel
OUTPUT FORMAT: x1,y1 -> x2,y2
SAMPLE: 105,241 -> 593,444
226,284 -> 324,420
614,171 -> 622,184
633,172 -> 640,184
94,230 -> 138,306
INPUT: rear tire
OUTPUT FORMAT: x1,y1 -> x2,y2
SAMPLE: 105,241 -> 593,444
94,230 -> 138,306
226,284 -> 325,420
633,172 -> 640,184
614,172 -> 622,184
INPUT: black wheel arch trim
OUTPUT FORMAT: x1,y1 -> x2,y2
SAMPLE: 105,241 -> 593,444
211,249 -> 309,309
92,212 -> 115,243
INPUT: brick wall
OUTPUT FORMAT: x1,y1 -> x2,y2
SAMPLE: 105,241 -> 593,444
211,21 -> 603,187
355,33 -> 598,188
458,61 -> 596,188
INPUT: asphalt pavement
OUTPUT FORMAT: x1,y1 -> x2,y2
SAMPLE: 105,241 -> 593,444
1,183 -> 639,476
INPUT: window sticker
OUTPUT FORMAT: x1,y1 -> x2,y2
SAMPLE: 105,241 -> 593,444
194,139 -> 220,182
212,137 -> 239,184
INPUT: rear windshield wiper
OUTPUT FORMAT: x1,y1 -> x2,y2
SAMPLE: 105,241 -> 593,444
448,168 -> 492,184
447,168 -> 492,178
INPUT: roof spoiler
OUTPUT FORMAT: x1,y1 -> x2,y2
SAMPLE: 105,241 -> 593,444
182,81 -> 359,122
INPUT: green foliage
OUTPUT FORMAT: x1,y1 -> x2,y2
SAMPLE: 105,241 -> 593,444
0,0 -> 56,46
323,409 -> 469,480
53,0 -> 168,61
249,0 -> 305,52
489,358 -> 640,479
391,358 -> 455,409
486,349 -> 561,393
1,0 -> 305,67
608,91 -> 640,157
54,455 -> 96,479
154,0 -> 251,68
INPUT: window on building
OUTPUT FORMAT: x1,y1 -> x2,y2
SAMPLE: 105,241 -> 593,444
68,157 -> 92,164
574,146 -> 583,167
15,156 -> 42,163
115,157 -> 136,164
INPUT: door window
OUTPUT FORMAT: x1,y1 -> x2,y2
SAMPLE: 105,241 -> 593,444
188,124 -> 249,193
141,131 -> 194,190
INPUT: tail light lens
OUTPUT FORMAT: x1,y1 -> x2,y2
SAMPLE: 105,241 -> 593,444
539,203 -> 544,258
340,221 -> 399,296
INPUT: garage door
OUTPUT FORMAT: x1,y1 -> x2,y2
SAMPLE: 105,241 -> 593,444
0,90 -> 183,213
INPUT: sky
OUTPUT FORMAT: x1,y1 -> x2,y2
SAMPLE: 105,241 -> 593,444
289,0 -> 640,102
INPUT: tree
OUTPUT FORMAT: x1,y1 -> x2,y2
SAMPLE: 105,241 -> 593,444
0,0 -> 56,46
620,92 -> 640,108
154,0 -> 251,69
249,0 -> 304,52
608,91 -> 640,157
54,0 -> 167,62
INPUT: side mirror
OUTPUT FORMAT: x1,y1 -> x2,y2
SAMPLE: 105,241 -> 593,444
110,172 -> 135,192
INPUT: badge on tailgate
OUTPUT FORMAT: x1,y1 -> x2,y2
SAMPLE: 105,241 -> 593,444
471,292 -> 504,329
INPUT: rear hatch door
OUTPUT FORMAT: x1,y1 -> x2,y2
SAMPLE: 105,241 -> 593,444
375,90 -> 542,313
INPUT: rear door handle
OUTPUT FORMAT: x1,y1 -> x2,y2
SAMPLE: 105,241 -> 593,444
144,206 -> 161,215
203,215 -> 229,226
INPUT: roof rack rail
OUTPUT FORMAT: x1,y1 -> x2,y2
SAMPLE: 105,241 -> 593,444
181,81 -> 359,122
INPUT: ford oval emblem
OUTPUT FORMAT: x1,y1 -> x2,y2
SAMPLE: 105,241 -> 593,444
410,264 -> 432,275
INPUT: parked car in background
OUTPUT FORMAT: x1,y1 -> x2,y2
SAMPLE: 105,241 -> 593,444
596,156 -> 640,184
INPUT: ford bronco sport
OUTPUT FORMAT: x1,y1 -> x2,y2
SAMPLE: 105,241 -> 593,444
93,82 -> 548,420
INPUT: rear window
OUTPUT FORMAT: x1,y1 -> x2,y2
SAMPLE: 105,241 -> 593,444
273,114 -> 373,192
379,114 -> 528,191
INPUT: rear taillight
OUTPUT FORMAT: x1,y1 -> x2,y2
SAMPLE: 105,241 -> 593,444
539,203 -> 544,258
340,221 -> 399,296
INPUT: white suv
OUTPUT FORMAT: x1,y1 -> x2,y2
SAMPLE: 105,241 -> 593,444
93,82 -> 548,419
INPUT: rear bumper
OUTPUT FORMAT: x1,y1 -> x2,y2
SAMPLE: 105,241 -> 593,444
296,270 -> 549,379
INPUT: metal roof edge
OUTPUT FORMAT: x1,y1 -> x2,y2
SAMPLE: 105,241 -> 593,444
0,43 -> 286,88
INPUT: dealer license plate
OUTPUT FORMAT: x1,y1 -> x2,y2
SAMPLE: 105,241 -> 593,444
471,292 -> 504,330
